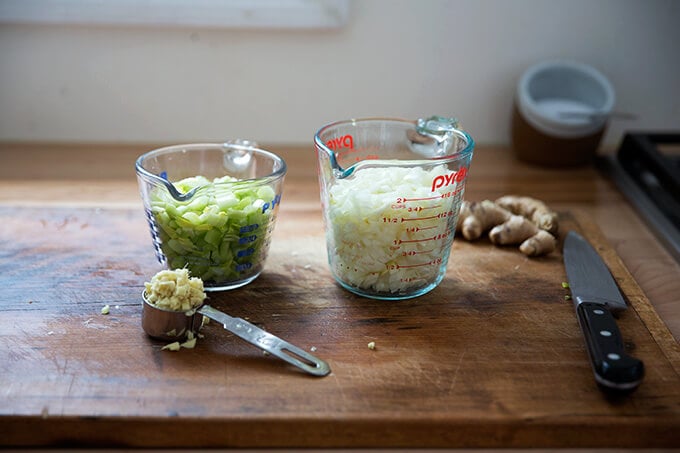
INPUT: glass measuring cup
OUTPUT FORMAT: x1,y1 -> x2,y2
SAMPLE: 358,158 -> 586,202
314,117 -> 474,300
136,142 -> 286,291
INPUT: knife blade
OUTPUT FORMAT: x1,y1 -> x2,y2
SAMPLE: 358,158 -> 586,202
563,231 -> 644,392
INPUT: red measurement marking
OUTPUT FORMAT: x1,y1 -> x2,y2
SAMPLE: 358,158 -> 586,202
397,232 -> 450,243
406,225 -> 437,233
386,257 -> 442,270
397,237 -> 434,244
399,196 -> 440,202
440,186 -> 465,199
398,261 -> 434,269
402,249 -> 433,256
401,215 -> 439,222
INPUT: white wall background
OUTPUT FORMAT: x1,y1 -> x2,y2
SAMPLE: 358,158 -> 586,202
1,0 -> 678,147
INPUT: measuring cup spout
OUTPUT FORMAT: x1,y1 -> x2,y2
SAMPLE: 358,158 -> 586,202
135,157 -> 200,202
160,176 -> 198,202
135,139 -> 264,203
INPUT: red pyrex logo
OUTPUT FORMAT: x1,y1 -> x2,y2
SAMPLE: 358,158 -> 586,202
326,134 -> 354,150
431,167 -> 468,192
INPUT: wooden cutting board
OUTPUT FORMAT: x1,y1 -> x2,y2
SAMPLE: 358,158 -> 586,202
1,204 -> 679,448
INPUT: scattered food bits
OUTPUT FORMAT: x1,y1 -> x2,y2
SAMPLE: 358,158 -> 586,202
367,341 -> 376,350
561,282 -> 572,301
303,264 -> 312,269
310,346 -> 317,352
161,342 -> 181,351
181,338 -> 197,349
101,305 -> 110,315
160,330 -> 199,351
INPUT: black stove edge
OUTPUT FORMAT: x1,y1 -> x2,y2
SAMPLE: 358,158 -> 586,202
597,154 -> 680,263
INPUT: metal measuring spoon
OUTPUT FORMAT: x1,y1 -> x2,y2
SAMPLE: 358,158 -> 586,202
141,292 -> 331,377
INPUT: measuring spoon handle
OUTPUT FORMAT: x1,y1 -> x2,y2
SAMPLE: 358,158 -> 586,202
198,305 -> 331,377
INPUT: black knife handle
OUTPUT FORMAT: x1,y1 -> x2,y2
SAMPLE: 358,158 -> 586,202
576,302 -> 644,392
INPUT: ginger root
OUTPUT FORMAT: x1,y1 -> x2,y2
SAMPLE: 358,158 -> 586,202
495,195 -> 559,235
488,214 -> 539,245
457,200 -> 511,240
519,230 -> 557,256
456,196 -> 558,256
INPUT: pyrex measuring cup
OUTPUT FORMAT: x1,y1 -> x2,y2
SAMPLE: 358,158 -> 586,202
314,117 -> 474,300
136,142 -> 286,291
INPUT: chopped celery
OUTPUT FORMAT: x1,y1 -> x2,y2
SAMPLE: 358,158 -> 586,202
149,175 -> 279,285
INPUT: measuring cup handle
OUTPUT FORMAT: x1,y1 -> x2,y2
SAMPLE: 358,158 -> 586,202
198,305 -> 331,377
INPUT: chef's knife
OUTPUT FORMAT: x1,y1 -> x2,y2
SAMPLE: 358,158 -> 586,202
563,231 -> 644,392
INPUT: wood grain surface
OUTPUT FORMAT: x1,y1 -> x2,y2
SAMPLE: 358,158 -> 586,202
2,141 -> 679,343
1,142 -> 679,448
1,203 -> 679,448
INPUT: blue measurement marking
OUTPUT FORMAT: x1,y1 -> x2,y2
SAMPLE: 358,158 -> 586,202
236,262 -> 253,272
239,224 -> 259,234
237,247 -> 255,258
238,235 -> 257,245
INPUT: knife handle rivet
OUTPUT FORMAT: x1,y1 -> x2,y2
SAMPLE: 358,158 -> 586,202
593,309 -> 605,315
599,330 -> 612,337
607,353 -> 621,360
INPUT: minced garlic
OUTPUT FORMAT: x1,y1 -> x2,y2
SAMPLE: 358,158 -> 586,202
160,329 -> 199,352
161,341 -> 181,351
144,268 -> 206,312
